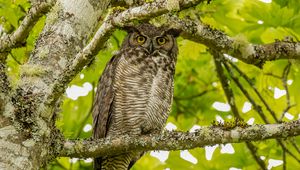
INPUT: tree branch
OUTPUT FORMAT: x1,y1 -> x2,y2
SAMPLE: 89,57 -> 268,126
0,0 -> 56,53
173,89 -> 215,100
212,51 -> 241,119
280,62 -> 292,121
222,61 -> 270,123
226,59 -> 278,122
222,59 -> 300,162
60,120 -> 300,158
245,142 -> 267,170
165,16 -> 300,67
211,50 -> 266,169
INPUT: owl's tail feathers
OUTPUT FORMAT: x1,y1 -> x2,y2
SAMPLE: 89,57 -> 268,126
94,152 -> 141,170
128,152 -> 145,170
93,157 -> 103,170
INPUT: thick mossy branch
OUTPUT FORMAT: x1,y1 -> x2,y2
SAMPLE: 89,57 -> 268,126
60,120 -> 300,158
165,16 -> 300,67
0,0 -> 56,52
111,0 -> 208,8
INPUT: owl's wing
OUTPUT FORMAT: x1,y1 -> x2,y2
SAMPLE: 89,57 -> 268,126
92,55 -> 119,139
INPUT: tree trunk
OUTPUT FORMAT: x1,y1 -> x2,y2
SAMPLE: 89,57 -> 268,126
0,0 -> 110,169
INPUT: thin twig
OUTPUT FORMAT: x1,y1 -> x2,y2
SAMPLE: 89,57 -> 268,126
280,104 -> 296,121
173,97 -> 199,120
245,142 -> 267,170
290,140 -> 300,155
173,89 -> 216,101
263,73 -> 282,79
212,52 -> 240,119
222,61 -> 269,123
290,138 -> 300,153
9,52 -> 22,65
278,62 -> 300,155
226,59 -> 278,122
277,140 -> 300,163
0,0 -> 56,52
228,60 -> 300,156
283,148 -> 286,170
223,61 -> 300,162
211,50 -> 266,169
111,34 -> 121,48
52,159 -> 68,170
280,62 -> 292,121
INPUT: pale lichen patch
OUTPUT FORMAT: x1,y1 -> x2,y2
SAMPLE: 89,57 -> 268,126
20,64 -> 49,77
295,44 -> 300,54
166,0 -> 180,11
262,124 -> 279,139
196,24 -> 203,35
38,104 -> 54,120
35,117 -> 51,137
51,22 -> 77,40
45,3 -> 60,26
230,129 -> 240,142
58,57 -> 68,69
38,48 -> 50,59
22,139 -> 36,147
14,156 -> 32,169
89,144 -> 97,152
232,35 -> 255,59
0,140 -> 22,153
21,77 -> 48,88
41,148 -> 48,158
60,0 -> 99,33
200,127 -> 212,140
3,101 -> 14,118
0,125 -> 17,138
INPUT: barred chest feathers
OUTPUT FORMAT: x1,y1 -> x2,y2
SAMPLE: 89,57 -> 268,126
107,47 -> 176,137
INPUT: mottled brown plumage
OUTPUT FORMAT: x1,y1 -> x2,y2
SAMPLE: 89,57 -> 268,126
92,23 -> 180,170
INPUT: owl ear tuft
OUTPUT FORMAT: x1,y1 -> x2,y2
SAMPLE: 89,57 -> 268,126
166,28 -> 181,37
123,26 -> 138,33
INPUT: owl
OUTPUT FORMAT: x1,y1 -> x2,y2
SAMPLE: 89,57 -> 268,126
92,23 -> 180,170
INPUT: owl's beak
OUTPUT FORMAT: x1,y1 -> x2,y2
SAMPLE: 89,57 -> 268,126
148,42 -> 153,54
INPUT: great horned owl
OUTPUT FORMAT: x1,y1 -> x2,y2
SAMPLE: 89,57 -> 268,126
92,23 -> 180,170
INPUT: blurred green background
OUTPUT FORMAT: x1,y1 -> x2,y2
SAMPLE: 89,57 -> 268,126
1,0 -> 300,169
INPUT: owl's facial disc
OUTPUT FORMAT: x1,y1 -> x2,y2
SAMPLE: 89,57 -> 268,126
127,27 -> 177,55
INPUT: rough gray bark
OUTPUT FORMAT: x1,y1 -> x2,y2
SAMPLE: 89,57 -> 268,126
0,1 -> 55,52
0,0 -> 111,169
0,0 -> 300,169
165,16 -> 300,67
60,120 -> 300,158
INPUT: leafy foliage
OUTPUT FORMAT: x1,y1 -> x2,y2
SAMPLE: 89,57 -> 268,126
1,0 -> 299,169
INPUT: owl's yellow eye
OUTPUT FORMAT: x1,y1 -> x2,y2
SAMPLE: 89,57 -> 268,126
157,37 -> 167,45
136,35 -> 146,43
